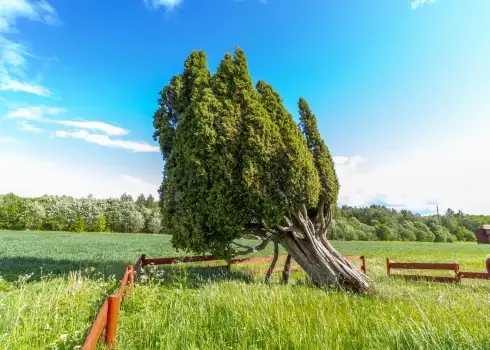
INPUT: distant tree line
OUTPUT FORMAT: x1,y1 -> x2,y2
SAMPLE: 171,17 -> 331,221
0,193 -> 161,234
330,205 -> 483,242
0,193 -> 485,242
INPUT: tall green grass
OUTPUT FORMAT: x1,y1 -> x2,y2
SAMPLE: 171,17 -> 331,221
0,270 -> 114,349
115,263 -> 490,350
2,231 -> 490,349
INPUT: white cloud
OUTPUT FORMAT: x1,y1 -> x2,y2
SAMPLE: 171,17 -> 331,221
411,0 -> 436,10
335,129 -> 490,214
18,120 -> 42,132
0,78 -> 52,96
55,130 -> 160,153
5,105 -> 128,136
6,105 -> 65,120
0,0 -> 59,32
55,120 -> 129,136
0,153 -> 159,198
0,1 -> 58,96
144,0 -> 183,10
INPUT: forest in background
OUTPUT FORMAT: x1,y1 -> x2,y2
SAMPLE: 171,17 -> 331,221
0,192 -> 487,242
0,193 -> 161,234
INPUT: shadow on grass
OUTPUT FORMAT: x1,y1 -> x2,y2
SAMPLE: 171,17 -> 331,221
0,256 -> 131,282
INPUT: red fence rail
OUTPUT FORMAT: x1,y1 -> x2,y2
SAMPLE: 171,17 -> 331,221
458,272 -> 490,280
139,253 -> 368,274
386,258 -> 460,283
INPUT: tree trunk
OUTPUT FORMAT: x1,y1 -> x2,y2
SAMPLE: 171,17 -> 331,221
276,205 -> 372,293
281,254 -> 292,284
264,241 -> 279,283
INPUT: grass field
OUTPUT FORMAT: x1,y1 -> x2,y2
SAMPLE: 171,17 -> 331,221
1,230 -> 490,349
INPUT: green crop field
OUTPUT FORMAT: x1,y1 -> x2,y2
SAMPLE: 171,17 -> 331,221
1,231 -> 490,349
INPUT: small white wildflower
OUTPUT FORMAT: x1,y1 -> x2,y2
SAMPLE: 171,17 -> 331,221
60,334 -> 68,341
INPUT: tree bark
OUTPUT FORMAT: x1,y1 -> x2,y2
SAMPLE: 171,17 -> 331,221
281,254 -> 292,284
275,204 -> 372,293
264,241 -> 279,283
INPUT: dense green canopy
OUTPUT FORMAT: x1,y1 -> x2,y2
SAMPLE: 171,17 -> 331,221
153,48 -> 337,257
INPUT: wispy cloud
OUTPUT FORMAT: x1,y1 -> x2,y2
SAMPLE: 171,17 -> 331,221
5,105 -> 128,136
19,120 -> 42,132
0,1 -> 58,96
55,130 -> 160,153
144,0 -> 183,10
55,120 -> 129,136
411,0 -> 436,10
6,105 -> 65,120
4,105 -> 154,152
0,78 -> 52,96
0,0 -> 59,32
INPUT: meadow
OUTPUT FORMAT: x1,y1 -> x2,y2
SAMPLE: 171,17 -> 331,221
1,230 -> 490,349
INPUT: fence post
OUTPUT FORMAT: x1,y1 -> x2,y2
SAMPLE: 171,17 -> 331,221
128,265 -> 134,290
386,258 -> 391,277
105,295 -> 120,348
361,256 -> 366,273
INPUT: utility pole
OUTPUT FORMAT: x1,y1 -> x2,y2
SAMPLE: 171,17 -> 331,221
436,205 -> 441,224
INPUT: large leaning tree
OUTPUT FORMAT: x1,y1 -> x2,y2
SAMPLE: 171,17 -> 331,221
153,48 -> 372,292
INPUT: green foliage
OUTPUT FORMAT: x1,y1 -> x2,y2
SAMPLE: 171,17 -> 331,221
72,216 -> 85,233
332,205 -> 481,242
0,193 -> 159,234
298,98 -> 339,207
154,48 -> 324,257
136,194 -> 147,208
97,215 -> 107,232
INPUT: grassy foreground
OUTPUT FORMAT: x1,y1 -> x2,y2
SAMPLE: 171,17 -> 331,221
2,231 -> 490,349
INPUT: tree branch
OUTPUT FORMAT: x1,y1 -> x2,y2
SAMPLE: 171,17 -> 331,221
232,236 -> 273,256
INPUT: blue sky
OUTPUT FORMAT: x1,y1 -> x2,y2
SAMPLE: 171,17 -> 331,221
1,0 -> 490,214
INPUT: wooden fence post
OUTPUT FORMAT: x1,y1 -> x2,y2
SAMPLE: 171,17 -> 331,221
386,258 -> 391,277
105,295 -> 120,348
361,256 -> 366,273
128,265 -> 134,290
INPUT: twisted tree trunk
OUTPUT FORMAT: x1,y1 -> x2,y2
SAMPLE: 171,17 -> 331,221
239,205 -> 372,292
281,254 -> 292,284
275,204 -> 372,292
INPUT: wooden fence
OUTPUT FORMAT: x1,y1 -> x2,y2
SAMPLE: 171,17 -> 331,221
386,258 -> 490,282
136,253 -> 367,275
82,265 -> 134,349
82,253 -> 367,349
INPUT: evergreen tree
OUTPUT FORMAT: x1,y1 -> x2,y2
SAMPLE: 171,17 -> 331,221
298,98 -> 339,209
146,194 -> 156,209
136,194 -> 147,208
153,48 -> 371,291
